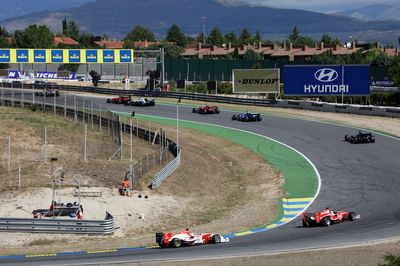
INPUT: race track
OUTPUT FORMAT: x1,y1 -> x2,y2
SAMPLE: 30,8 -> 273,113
2,90 -> 400,265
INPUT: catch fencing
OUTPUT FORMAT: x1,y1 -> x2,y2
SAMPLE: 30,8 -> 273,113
0,212 -> 114,234
0,87 -> 180,190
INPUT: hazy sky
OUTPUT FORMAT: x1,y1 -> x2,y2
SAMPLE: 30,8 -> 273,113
246,0 -> 399,12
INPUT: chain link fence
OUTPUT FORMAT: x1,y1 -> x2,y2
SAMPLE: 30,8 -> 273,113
0,87 -> 176,191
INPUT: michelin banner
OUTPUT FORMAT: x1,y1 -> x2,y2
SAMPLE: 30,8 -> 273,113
232,69 -> 280,93
0,49 -> 134,64
284,65 -> 370,96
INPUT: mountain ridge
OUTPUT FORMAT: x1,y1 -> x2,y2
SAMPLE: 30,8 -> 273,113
1,0 -> 400,44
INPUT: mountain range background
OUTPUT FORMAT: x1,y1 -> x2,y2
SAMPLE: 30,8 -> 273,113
1,0 -> 399,44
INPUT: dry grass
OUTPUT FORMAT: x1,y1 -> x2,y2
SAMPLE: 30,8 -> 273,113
0,106 -> 283,255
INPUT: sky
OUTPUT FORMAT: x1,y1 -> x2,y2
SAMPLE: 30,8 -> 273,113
246,0 -> 399,12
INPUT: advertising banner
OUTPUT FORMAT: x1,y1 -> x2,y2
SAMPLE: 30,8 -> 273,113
85,50 -> 98,63
16,49 -> 29,63
284,65 -> 370,96
33,49 -> 47,63
232,69 -> 280,93
102,50 -> 115,63
0,49 -> 135,64
36,71 -> 76,80
51,49 -> 64,63
0,49 -> 11,63
120,49 -> 133,63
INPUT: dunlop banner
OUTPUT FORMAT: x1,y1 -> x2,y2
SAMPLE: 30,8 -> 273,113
232,69 -> 280,93
0,49 -> 134,64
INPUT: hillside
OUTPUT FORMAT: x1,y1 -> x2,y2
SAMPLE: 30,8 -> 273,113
333,4 -> 400,21
1,0 -> 400,43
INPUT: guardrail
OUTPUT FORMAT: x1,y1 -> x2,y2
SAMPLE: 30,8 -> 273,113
0,212 -> 114,234
4,82 -> 398,118
152,147 -> 181,190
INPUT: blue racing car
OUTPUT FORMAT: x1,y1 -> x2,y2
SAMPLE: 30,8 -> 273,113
232,112 -> 262,122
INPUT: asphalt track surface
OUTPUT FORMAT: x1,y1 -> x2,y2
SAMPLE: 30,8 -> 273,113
2,90 -> 400,265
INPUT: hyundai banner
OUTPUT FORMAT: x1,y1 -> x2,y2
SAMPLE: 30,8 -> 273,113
284,65 -> 370,96
232,69 -> 280,93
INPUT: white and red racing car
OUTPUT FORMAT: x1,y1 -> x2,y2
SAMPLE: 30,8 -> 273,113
156,229 -> 229,248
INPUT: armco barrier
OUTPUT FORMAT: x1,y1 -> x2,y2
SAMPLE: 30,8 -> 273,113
2,83 -> 399,118
152,149 -> 181,189
0,212 -> 114,234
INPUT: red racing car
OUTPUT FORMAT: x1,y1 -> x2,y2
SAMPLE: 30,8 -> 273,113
156,229 -> 229,248
192,105 -> 220,114
302,208 -> 360,227
106,95 -> 130,104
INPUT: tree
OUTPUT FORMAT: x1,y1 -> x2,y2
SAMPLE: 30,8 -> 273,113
166,24 -> 187,47
389,55 -> 400,87
62,18 -> 68,36
78,32 -> 94,48
239,28 -> 252,44
320,33 -> 332,44
0,26 -> 9,48
244,49 -> 262,60
163,43 -> 184,59
67,21 -> 80,40
255,30 -> 262,42
14,24 -> 53,48
207,28 -> 224,46
196,32 -> 205,44
288,26 -> 300,43
225,31 -> 238,45
124,25 -> 155,46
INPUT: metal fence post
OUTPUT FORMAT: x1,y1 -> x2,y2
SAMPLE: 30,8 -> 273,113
18,165 -> 21,190
91,101 -> 94,128
99,106 -> 102,133
44,127 -> 47,163
64,92 -> 67,118
7,137 -> 11,172
53,93 -> 56,116
84,124 -> 88,162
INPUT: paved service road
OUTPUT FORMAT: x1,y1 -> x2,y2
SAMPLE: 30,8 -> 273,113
2,90 -> 400,265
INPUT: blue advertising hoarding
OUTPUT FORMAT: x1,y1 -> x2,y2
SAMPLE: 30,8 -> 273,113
51,50 -> 63,63
0,49 -> 10,63
120,50 -> 132,63
68,50 -> 81,63
16,49 -> 29,63
284,65 -> 370,96
33,49 -> 46,63
86,50 -> 98,63
103,50 -> 115,63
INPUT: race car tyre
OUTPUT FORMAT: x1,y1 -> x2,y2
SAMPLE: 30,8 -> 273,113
322,217 -> 331,226
212,234 -> 221,244
371,139 -> 375,143
192,108 -> 197,113
232,115 -> 237,120
106,99 -> 111,103
215,110 -> 220,114
302,220 -> 308,227
258,117 -> 262,121
344,135 -> 349,141
171,238 -> 181,248
349,212 -> 356,221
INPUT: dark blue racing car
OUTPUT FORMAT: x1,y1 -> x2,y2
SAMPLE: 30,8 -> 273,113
232,112 -> 262,122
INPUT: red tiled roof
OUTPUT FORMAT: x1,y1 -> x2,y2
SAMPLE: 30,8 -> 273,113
94,40 -> 124,49
54,36 -> 79,46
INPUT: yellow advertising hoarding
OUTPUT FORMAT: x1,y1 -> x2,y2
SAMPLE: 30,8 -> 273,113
0,49 -> 135,64
232,69 -> 280,93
